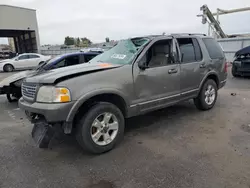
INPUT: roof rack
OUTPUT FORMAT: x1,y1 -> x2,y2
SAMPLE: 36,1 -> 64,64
170,33 -> 206,36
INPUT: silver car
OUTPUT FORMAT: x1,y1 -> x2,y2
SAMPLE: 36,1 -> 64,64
19,34 -> 227,154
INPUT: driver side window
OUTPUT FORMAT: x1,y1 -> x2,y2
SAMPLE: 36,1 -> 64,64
53,55 -> 80,69
146,40 -> 173,67
18,55 -> 29,60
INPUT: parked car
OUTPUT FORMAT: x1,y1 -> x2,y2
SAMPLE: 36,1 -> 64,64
232,46 -> 250,77
0,51 -> 101,102
0,53 -> 51,72
19,34 -> 227,154
80,48 -> 104,53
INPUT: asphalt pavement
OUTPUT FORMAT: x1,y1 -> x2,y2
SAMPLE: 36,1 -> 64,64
0,68 -> 249,188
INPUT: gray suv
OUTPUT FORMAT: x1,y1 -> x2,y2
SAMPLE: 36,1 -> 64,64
19,34 -> 227,154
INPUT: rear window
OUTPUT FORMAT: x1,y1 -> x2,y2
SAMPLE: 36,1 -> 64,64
203,38 -> 224,59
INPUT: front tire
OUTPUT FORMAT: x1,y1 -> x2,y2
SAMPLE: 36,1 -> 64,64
194,79 -> 218,111
3,64 -> 14,72
6,94 -> 17,103
76,102 -> 125,154
232,66 -> 239,77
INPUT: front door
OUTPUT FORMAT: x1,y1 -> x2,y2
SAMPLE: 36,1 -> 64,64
133,39 -> 181,113
14,54 -> 30,69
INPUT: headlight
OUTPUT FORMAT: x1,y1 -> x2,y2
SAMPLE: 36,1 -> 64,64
233,61 -> 241,65
36,86 -> 71,103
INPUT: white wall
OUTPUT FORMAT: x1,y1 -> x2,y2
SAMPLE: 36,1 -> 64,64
217,37 -> 250,62
0,5 -> 40,52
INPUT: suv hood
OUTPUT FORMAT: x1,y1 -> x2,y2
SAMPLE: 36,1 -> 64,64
0,70 -> 36,87
25,63 -> 123,84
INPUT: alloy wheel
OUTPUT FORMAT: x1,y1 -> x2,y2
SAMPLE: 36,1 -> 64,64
204,85 -> 216,105
90,112 -> 119,146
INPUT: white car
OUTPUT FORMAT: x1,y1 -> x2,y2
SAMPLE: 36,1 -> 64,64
0,53 -> 51,72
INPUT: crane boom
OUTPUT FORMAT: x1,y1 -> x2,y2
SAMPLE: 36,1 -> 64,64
200,5 -> 227,38
197,7 -> 250,16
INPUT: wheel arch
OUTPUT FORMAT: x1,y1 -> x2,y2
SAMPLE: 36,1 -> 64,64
66,89 -> 129,124
199,72 -> 219,91
3,63 -> 14,70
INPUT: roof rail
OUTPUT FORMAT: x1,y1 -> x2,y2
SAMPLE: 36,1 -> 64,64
170,33 -> 206,36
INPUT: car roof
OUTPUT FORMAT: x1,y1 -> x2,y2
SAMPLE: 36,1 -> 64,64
59,51 -> 101,58
135,33 -> 210,40
19,53 -> 41,56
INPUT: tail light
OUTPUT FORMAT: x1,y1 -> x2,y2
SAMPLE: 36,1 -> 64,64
224,62 -> 228,73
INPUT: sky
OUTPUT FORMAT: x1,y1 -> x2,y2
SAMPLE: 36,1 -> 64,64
0,0 -> 250,45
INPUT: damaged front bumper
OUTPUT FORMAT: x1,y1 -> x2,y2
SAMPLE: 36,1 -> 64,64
19,98 -> 75,148
31,119 -> 56,148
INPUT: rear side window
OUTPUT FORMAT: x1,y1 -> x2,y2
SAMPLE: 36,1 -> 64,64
203,38 -> 224,59
52,55 -> 79,69
85,54 -> 98,62
177,38 -> 201,63
29,55 -> 40,59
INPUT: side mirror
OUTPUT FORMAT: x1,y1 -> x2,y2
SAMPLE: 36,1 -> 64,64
138,60 -> 148,70
15,58 -> 18,61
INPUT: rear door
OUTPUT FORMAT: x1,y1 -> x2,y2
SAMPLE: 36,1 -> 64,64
28,54 -> 41,68
177,37 -> 204,99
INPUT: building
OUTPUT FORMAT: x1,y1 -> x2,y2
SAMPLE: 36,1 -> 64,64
0,4 -> 40,53
8,38 -> 15,52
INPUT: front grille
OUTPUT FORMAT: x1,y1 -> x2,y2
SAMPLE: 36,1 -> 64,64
22,83 -> 37,101
242,62 -> 250,69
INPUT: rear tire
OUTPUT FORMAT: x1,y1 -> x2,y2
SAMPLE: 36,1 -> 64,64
3,64 -> 14,72
76,102 -> 125,154
194,79 -> 218,111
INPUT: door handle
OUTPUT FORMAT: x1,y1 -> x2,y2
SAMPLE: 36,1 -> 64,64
200,63 -> 206,68
168,68 -> 178,74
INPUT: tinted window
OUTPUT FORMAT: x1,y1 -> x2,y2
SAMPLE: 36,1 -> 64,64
53,55 -> 79,69
203,38 -> 224,59
177,38 -> 196,63
192,38 -> 202,61
29,54 -> 40,59
147,39 -> 173,67
85,54 -> 98,62
18,55 -> 29,60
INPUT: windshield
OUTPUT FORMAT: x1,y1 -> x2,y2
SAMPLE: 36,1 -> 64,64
89,38 -> 150,65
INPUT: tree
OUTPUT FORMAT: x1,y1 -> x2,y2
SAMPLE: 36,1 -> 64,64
64,36 -> 75,46
76,37 -> 81,47
81,37 -> 92,47
105,37 -> 110,43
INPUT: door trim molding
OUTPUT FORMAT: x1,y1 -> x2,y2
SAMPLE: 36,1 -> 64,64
181,88 -> 199,95
130,88 -> 199,107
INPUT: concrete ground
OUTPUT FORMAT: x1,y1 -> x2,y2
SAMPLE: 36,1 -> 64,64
0,68 -> 249,188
